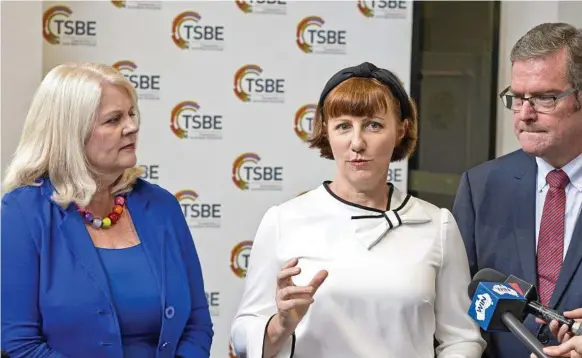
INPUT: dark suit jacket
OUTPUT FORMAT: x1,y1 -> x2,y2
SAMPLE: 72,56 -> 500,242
1,178 -> 213,358
453,149 -> 582,358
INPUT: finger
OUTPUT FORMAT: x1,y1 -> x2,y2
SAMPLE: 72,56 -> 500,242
308,270 -> 329,293
278,298 -> 314,312
557,323 -> 571,342
564,308 -> 582,319
281,257 -> 299,270
278,285 -> 314,301
543,339 -> 575,356
549,320 -> 561,337
562,333 -> 573,344
535,317 -> 548,325
277,267 -> 301,288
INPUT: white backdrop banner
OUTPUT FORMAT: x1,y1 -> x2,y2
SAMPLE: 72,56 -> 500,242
42,1 -> 413,356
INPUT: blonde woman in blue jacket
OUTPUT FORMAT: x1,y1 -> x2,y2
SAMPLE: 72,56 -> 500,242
1,62 -> 213,358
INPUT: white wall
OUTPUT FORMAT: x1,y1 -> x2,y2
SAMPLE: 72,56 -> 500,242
0,1 -> 43,187
496,1 -> 582,157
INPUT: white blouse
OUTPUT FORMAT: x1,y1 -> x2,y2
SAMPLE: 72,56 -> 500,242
230,182 -> 486,358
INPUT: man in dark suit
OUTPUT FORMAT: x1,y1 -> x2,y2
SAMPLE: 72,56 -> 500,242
453,22 -> 582,358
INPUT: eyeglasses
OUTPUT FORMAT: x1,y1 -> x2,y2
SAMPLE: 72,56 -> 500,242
499,86 -> 578,113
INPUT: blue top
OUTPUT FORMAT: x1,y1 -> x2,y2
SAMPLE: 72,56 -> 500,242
1,178 -> 213,358
97,244 -> 161,358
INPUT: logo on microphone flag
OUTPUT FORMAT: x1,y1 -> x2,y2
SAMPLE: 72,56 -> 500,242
468,282 -> 527,332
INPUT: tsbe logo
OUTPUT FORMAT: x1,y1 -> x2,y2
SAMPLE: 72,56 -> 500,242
474,293 -> 493,321
235,0 -> 287,15
294,104 -> 316,141
170,101 -> 223,140
110,0 -> 162,10
492,284 -> 519,297
43,5 -> 97,46
172,11 -> 225,51
205,291 -> 220,317
112,60 -> 160,100
138,164 -> 160,182
175,190 -> 221,228
296,16 -> 347,55
233,64 -> 285,103
232,152 -> 283,191
230,240 -> 253,278
357,0 -> 408,19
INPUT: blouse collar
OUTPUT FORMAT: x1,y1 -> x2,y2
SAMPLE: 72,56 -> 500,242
321,181 -> 432,250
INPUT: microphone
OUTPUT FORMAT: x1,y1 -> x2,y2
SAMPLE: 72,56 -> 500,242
469,268 -> 582,336
468,280 -> 550,358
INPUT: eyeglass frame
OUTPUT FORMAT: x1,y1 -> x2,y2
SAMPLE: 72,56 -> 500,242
499,86 -> 579,113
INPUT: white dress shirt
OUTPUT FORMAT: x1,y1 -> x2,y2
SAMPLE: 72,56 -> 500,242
535,154 -> 582,258
230,182 -> 486,358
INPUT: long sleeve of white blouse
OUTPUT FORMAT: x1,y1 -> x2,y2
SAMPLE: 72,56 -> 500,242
230,206 -> 293,358
434,209 -> 487,357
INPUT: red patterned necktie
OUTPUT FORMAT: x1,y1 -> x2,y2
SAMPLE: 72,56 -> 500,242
537,169 -> 570,306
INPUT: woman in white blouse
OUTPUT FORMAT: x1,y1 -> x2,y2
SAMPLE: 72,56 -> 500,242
230,62 -> 486,358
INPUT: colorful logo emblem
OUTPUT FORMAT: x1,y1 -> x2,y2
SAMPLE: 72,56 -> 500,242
356,0 -> 408,19
294,104 -> 316,141
230,240 -> 253,278
234,0 -> 252,13
112,60 -> 137,73
170,101 -> 199,139
43,5 -> 73,44
232,153 -> 260,190
234,0 -> 286,15
175,189 -> 198,203
357,0 -> 374,17
296,16 -> 324,53
233,64 -> 262,102
172,11 -> 201,49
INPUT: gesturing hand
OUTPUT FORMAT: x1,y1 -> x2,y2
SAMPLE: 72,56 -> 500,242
275,257 -> 328,333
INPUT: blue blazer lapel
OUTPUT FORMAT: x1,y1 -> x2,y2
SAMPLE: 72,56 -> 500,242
58,204 -> 113,302
550,212 -> 582,308
512,153 -> 538,287
127,182 -> 165,298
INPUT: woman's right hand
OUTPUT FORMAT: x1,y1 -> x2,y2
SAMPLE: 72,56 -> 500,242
274,257 -> 328,333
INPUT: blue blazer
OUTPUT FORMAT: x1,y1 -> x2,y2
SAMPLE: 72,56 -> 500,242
1,178 -> 213,358
453,149 -> 582,358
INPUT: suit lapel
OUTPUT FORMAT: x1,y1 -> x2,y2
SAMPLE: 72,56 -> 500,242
550,209 -> 582,308
58,204 -> 113,301
512,153 -> 538,287
127,182 -> 164,295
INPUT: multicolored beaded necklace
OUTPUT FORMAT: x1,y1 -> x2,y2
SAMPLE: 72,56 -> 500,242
76,195 -> 126,229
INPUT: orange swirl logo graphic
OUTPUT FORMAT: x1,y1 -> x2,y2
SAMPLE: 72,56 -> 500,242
43,5 -> 73,44
357,0 -> 374,17
296,16 -> 324,53
230,240 -> 253,278
172,11 -> 201,49
112,60 -> 137,73
232,153 -> 260,190
111,0 -> 126,8
294,104 -> 316,141
235,0 -> 252,13
170,101 -> 200,139
175,189 -> 199,203
233,64 -> 262,102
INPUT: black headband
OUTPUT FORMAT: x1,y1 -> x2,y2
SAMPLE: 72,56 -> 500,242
318,62 -> 412,120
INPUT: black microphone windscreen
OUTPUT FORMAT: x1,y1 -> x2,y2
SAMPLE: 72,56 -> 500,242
468,268 -> 508,298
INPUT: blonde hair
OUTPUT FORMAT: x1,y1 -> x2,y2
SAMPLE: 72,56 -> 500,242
2,62 -> 143,208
